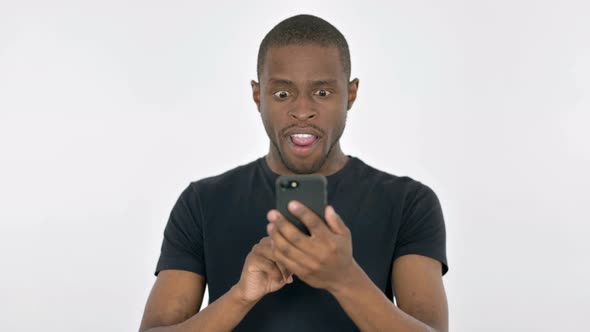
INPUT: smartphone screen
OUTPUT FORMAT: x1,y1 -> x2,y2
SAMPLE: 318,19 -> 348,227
275,175 -> 327,235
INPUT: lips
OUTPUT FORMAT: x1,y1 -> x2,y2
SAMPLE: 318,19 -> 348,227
284,127 -> 322,138
283,127 -> 322,157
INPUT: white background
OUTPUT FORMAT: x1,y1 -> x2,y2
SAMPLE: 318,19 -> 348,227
1,0 -> 589,331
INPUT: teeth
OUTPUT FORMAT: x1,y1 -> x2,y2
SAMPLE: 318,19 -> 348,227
291,134 -> 315,138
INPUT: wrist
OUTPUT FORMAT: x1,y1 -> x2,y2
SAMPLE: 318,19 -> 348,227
328,260 -> 366,296
230,283 -> 260,307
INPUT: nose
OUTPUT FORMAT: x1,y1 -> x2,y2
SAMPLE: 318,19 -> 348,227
288,95 -> 317,121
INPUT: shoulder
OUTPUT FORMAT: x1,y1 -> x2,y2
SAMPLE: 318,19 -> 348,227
352,157 -> 434,198
187,158 -> 261,196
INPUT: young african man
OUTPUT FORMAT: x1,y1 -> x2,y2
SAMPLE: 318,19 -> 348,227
139,14 -> 449,332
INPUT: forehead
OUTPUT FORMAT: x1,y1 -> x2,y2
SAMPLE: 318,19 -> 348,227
261,44 -> 346,84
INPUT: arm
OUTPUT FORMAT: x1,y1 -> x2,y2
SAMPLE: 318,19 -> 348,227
139,237 -> 292,332
266,200 -> 448,332
329,254 -> 448,332
139,270 -> 256,332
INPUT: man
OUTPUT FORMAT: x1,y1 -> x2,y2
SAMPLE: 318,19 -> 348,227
139,14 -> 448,332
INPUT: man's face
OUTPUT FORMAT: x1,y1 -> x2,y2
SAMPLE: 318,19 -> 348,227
252,44 -> 358,174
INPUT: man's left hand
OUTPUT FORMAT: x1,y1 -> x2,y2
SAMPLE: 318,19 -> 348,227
266,201 -> 359,293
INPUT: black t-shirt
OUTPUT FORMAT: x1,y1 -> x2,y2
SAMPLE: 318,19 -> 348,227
155,156 -> 448,331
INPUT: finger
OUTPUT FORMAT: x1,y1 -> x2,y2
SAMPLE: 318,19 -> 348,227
324,205 -> 349,236
276,261 -> 292,282
261,233 -> 292,282
287,201 -> 328,237
272,245 -> 304,279
268,220 -> 316,271
250,253 -> 285,283
267,210 -> 312,252
265,237 -> 292,282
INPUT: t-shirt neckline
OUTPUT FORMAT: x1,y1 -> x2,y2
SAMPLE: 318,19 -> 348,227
258,155 -> 357,189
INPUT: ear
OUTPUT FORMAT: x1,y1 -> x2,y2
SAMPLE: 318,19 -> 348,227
251,80 -> 261,112
346,78 -> 359,111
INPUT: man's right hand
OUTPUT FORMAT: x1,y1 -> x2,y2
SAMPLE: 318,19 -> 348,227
235,236 -> 293,303
140,236 -> 292,332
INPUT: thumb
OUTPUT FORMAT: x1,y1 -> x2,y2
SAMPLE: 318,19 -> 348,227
325,205 -> 348,235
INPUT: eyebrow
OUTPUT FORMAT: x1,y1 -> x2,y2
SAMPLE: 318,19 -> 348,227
268,78 -> 293,86
311,79 -> 337,87
267,78 -> 337,86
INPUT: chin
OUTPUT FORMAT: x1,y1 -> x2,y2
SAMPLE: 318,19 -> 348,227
281,152 -> 326,174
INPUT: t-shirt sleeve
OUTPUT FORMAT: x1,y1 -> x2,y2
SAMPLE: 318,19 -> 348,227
393,181 -> 449,275
155,183 -> 206,278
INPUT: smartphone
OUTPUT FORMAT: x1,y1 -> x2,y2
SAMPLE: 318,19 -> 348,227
275,175 -> 327,236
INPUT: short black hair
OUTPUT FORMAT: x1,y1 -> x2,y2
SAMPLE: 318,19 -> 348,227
257,14 -> 351,81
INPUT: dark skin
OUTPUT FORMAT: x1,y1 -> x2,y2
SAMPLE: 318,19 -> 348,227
266,202 -> 448,332
251,45 -> 356,176
138,43 -> 448,332
256,44 -> 448,331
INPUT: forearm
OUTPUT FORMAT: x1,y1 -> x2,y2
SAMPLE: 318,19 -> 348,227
145,285 -> 258,332
330,262 -> 436,332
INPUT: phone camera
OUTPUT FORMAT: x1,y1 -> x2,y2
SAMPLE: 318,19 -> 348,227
280,180 -> 299,189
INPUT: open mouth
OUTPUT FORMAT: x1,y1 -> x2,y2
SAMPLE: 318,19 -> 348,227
290,133 -> 317,146
286,133 -> 320,157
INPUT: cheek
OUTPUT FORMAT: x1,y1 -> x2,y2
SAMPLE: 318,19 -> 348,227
260,110 -> 280,137
325,104 -> 348,123
260,112 -> 271,130
325,111 -> 348,137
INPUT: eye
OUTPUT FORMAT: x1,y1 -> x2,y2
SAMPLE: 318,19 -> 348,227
273,90 -> 291,99
313,89 -> 331,97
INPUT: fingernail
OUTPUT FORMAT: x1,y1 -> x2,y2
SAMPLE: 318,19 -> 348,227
289,201 -> 300,212
288,275 -> 294,283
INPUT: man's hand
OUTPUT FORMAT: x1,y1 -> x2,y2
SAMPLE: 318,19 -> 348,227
235,236 -> 294,304
266,201 -> 358,293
